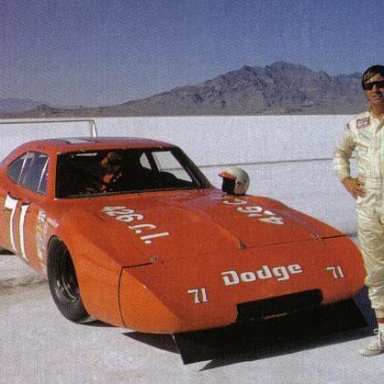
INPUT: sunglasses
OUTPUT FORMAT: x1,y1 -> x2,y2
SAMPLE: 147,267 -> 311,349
362,80 -> 384,90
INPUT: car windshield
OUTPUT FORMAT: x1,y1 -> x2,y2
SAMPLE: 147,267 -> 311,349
55,147 -> 210,198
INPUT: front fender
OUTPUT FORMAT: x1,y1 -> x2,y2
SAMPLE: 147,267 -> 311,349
53,209 -> 145,326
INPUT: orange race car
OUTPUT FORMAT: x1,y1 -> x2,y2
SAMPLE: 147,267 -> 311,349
0,137 -> 365,335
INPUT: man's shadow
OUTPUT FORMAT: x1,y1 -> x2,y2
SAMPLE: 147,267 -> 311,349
124,288 -> 375,366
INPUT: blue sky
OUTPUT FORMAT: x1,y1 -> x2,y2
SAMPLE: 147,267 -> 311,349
1,0 -> 383,106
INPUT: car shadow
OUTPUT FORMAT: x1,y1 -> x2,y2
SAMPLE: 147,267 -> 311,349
199,325 -> 372,371
0,249 -> 15,255
80,319 -> 115,328
123,288 -> 376,367
125,332 -> 180,353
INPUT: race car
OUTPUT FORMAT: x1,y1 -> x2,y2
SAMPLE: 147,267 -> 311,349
0,136 -> 365,334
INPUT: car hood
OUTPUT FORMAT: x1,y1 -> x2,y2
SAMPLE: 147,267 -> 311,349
81,189 -> 342,266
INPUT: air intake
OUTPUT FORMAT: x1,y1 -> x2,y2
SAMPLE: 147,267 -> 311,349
236,289 -> 323,322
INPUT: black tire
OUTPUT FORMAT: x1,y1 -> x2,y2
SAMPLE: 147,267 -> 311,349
47,238 -> 90,323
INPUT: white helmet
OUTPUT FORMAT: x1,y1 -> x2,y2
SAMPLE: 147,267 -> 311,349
218,167 -> 250,195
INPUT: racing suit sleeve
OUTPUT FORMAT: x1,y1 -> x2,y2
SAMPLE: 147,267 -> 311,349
333,123 -> 355,182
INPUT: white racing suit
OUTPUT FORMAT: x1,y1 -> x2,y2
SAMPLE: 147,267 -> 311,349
334,111 -> 384,318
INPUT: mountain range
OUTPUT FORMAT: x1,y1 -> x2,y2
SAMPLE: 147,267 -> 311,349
0,98 -> 43,114
0,62 -> 368,118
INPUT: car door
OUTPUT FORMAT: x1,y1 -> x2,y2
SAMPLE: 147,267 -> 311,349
0,151 -> 49,270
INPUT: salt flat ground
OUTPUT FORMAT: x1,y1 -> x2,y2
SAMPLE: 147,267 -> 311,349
0,254 -> 383,384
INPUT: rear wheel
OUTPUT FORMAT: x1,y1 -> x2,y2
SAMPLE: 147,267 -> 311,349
47,239 -> 90,323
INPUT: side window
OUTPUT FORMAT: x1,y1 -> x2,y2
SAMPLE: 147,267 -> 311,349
7,152 -> 49,194
36,155 -> 49,194
7,154 -> 26,183
152,151 -> 193,183
139,153 -> 151,170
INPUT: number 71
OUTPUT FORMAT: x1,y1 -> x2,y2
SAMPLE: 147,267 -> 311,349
4,194 -> 30,260
187,288 -> 208,304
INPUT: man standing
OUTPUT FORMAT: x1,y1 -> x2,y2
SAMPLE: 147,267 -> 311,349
334,65 -> 384,356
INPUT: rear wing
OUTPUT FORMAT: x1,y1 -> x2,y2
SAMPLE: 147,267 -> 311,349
0,119 -> 98,161
0,118 -> 98,136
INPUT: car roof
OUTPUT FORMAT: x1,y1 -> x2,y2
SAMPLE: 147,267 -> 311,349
15,136 -> 175,154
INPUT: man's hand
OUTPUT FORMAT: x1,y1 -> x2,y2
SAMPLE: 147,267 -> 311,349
342,177 -> 365,199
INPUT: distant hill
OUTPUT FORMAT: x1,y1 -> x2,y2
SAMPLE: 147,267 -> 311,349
0,62 -> 368,118
0,98 -> 43,114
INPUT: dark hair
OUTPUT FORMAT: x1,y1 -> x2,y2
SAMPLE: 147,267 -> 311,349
362,65 -> 384,87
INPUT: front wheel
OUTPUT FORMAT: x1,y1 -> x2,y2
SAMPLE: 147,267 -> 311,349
47,239 -> 90,323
